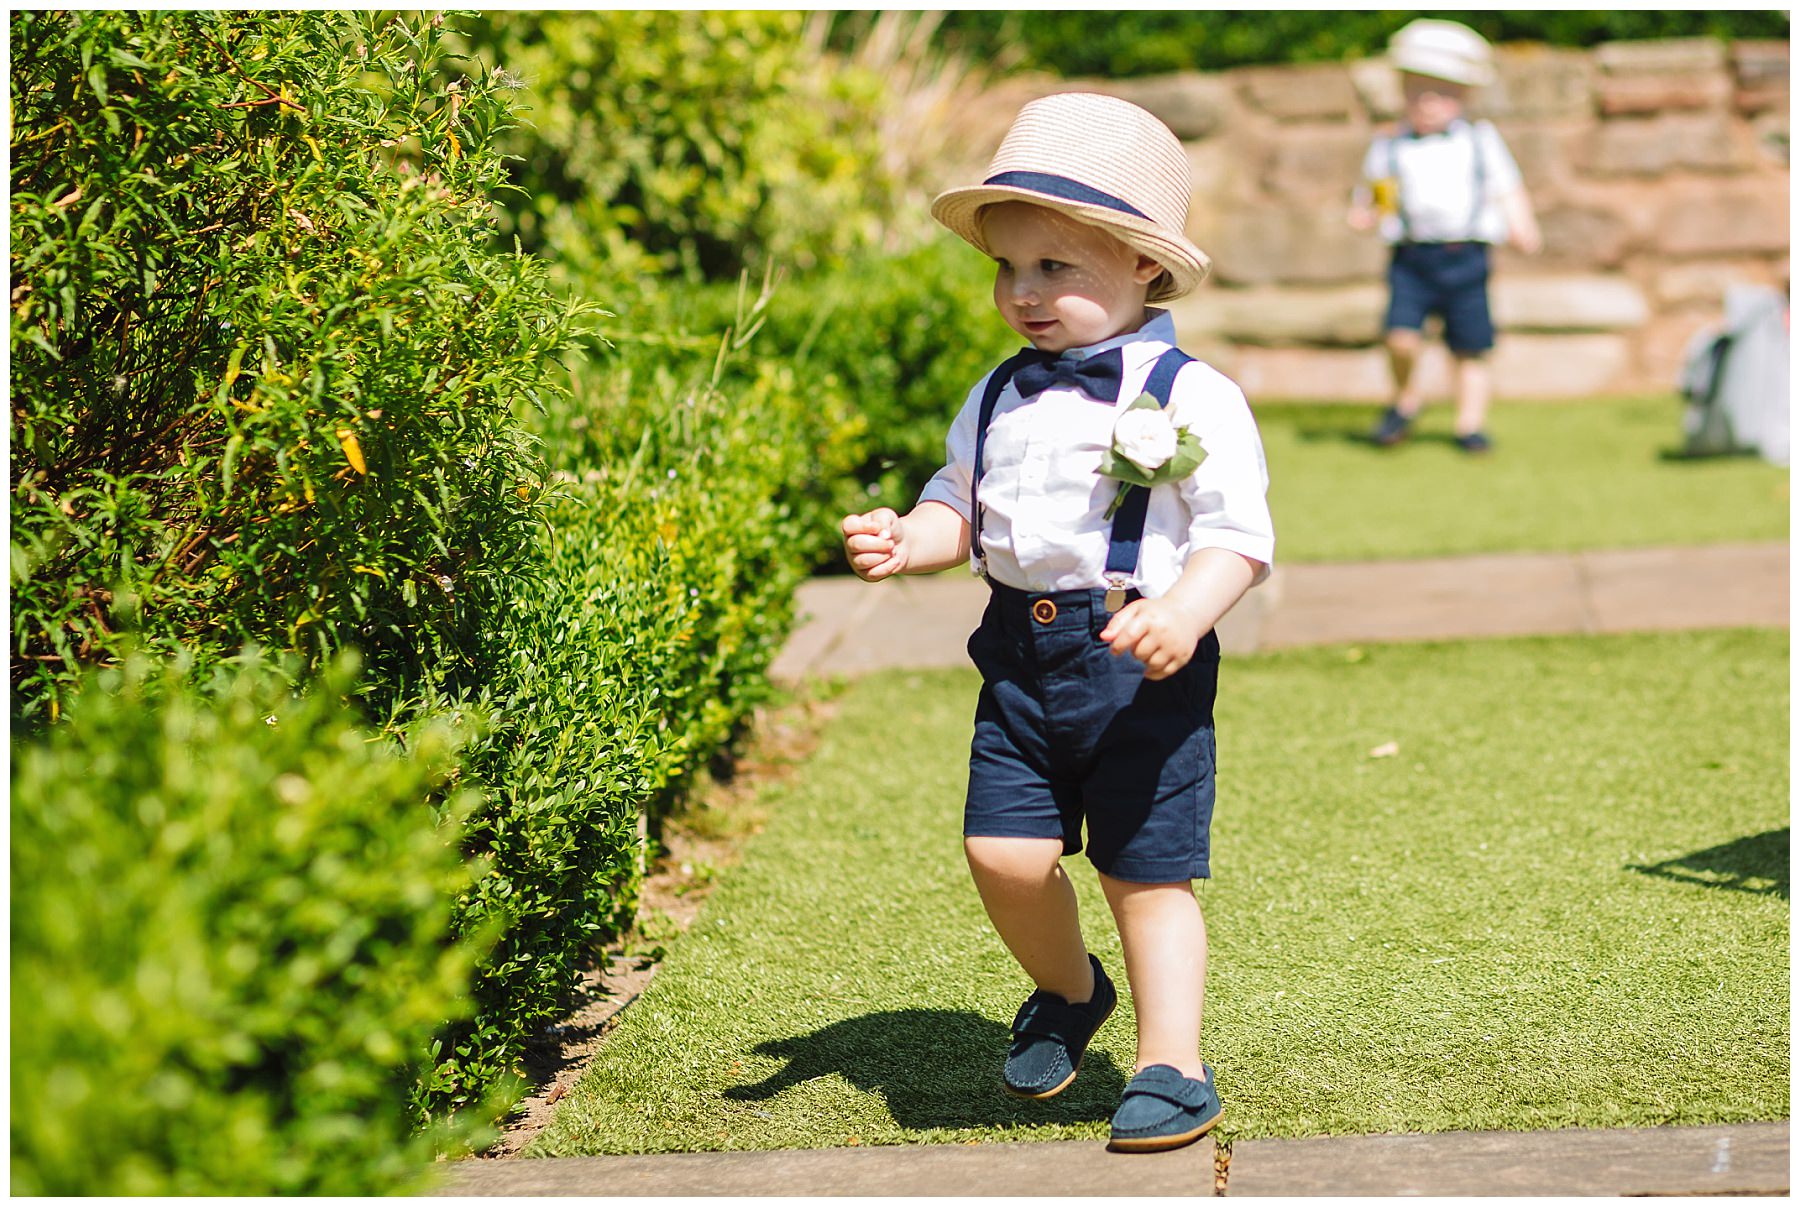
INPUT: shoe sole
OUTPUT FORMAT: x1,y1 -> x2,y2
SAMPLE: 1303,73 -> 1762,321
1002,994 -> 1117,1100
1105,1106 -> 1223,1153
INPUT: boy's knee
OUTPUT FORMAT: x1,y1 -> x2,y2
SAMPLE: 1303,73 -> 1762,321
1385,328 -> 1423,354
965,835 -> 1065,882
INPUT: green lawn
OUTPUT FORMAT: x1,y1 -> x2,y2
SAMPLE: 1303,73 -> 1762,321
1258,397 -> 1788,562
530,628 -> 1789,1154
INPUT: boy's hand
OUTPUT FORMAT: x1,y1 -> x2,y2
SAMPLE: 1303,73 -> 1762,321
841,508 -> 907,582
1511,226 -> 1543,256
1099,595 -> 1208,680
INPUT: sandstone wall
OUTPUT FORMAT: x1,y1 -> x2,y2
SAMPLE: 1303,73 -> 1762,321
947,39 -> 1789,401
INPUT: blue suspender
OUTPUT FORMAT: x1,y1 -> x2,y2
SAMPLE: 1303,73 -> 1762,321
1104,348 -> 1191,583
968,346 -> 1193,588
968,349 -> 1039,569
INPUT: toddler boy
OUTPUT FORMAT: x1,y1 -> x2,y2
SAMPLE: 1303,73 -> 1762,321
840,92 -> 1274,1152
1348,19 -> 1542,452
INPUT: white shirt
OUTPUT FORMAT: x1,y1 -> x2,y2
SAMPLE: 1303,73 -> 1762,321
1360,119 -> 1523,245
917,309 -> 1275,595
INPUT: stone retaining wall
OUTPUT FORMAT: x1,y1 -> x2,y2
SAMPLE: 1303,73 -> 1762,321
944,39 -> 1789,401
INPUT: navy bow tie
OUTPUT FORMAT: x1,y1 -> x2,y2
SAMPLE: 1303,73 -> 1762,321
1011,347 -> 1124,403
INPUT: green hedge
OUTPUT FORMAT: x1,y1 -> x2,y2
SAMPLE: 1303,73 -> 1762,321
9,10 -> 582,727
10,654 -> 483,1195
9,4 -> 928,1183
931,11 -> 1790,78
410,280 -> 865,1120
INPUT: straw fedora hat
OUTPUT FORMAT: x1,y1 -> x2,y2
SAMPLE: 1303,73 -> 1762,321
1388,19 -> 1495,88
931,92 -> 1210,303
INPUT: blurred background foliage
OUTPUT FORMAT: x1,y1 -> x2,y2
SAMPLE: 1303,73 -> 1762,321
444,11 -> 955,287
928,10 -> 1790,79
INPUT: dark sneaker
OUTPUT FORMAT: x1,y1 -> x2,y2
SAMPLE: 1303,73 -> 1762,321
1370,406 -> 1413,446
1002,953 -> 1117,1099
1454,430 -> 1493,454
1108,1062 -> 1223,1153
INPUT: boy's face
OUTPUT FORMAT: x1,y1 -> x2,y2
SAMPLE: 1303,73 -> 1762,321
1400,72 -> 1467,134
980,201 -> 1163,354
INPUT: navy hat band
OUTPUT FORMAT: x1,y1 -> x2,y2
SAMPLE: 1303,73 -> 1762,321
981,171 -> 1151,221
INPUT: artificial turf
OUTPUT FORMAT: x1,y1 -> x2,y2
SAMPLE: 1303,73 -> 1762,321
1256,396 -> 1788,562
529,627 -> 1788,1155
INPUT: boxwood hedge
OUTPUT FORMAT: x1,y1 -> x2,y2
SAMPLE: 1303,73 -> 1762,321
10,654 -> 483,1195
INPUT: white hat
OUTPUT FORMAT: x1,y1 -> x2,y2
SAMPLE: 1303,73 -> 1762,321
1389,19 -> 1495,88
930,92 -> 1210,303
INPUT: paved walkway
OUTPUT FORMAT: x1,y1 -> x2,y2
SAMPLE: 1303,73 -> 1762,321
442,1121 -> 1789,1196
447,541 -> 1789,1196
772,540 -> 1789,681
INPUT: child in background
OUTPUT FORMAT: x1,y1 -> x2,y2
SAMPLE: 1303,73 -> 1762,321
840,93 -> 1274,1152
1348,18 -> 1542,453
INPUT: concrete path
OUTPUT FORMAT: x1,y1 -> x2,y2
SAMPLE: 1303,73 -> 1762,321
448,541 -> 1789,1196
440,1121 -> 1788,1196
771,540 -> 1788,680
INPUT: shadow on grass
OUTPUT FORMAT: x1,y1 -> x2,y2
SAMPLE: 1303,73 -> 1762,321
724,1008 -> 1127,1130
1284,411 -> 1477,453
1628,827 -> 1788,898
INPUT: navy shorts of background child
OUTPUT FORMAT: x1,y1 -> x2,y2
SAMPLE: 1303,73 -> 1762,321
840,93 -> 1275,1154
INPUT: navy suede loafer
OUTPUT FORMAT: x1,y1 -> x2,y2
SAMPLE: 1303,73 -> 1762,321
1001,953 -> 1116,1099
1107,1062 -> 1223,1152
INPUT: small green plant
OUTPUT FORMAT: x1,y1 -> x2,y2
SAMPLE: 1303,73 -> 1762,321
673,240 -> 1015,567
10,653 -> 485,1194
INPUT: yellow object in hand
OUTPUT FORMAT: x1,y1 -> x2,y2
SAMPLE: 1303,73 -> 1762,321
1371,177 -> 1400,217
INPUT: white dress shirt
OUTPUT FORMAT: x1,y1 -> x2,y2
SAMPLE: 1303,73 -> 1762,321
917,309 -> 1275,595
1360,119 -> 1523,245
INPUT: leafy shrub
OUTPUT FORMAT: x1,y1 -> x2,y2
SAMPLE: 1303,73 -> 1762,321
933,10 -> 1791,78
411,283 -> 866,1119
669,241 -> 1017,566
10,653 -> 484,1195
9,10 -> 583,727
448,12 -> 897,284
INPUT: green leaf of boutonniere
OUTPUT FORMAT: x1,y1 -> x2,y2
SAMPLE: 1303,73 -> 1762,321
1098,395 -> 1206,519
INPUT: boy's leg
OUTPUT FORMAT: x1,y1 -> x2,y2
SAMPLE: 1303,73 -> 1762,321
1372,245 -> 1433,444
1441,245 -> 1496,445
966,836 -> 1095,1003
1097,871 -> 1207,1081
1453,352 -> 1492,437
1386,327 -> 1428,417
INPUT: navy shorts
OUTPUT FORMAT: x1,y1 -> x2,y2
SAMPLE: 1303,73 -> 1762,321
1384,241 -> 1495,354
963,583 -> 1219,883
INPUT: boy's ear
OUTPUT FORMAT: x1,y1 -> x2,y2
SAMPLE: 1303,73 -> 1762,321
1132,254 -> 1165,287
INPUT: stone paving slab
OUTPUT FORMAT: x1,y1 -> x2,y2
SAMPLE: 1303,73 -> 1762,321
1225,1120 -> 1789,1197
771,542 -> 1788,681
439,1136 -> 1218,1196
437,1121 -> 1788,1197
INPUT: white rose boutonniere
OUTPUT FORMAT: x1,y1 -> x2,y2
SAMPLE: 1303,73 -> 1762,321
1097,392 -> 1205,519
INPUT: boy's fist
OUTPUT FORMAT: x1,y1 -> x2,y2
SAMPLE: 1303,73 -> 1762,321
841,508 -> 906,582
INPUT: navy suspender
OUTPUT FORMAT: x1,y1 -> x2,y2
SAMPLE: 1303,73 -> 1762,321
1103,348 -> 1191,583
968,348 -> 1039,568
968,346 -> 1193,589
